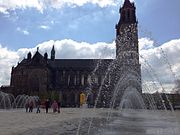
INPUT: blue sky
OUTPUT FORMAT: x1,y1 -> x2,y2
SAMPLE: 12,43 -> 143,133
0,0 -> 179,50
0,0 -> 180,93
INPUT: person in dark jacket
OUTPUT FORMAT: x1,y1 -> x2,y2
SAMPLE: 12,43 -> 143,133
36,99 -> 41,113
45,99 -> 50,113
29,100 -> 34,112
25,101 -> 29,112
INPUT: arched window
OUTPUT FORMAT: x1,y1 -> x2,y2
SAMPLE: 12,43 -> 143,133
81,74 -> 84,86
127,9 -> 130,20
122,11 -> 125,21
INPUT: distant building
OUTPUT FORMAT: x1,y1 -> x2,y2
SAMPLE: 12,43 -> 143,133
143,93 -> 180,110
3,0 -> 142,107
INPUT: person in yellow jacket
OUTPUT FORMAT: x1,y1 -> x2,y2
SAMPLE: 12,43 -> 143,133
80,92 -> 86,106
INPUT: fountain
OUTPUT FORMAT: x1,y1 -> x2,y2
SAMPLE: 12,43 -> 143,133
0,91 -> 39,109
75,57 -> 180,134
75,18 -> 179,135
0,91 -> 15,109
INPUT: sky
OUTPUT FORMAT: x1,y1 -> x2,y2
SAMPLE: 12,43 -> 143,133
0,0 -> 180,93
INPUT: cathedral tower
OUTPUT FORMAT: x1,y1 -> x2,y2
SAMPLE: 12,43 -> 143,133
116,0 -> 139,63
115,0 -> 142,92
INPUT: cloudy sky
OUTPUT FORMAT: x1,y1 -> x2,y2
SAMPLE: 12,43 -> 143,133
0,0 -> 180,93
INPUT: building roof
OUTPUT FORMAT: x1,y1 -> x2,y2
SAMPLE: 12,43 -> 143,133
16,50 -> 113,70
48,59 -> 113,69
17,58 -> 113,70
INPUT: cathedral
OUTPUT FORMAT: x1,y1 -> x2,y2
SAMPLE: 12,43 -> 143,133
8,0 -> 141,107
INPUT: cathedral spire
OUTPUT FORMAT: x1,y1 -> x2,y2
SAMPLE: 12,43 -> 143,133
115,0 -> 137,38
123,0 -> 134,7
124,0 -> 131,4
115,0 -> 139,57
27,52 -> 32,60
51,45 -> 55,60
44,52 -> 48,60
117,0 -> 136,28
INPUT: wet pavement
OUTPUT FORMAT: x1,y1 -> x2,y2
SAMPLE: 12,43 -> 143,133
97,110 -> 180,135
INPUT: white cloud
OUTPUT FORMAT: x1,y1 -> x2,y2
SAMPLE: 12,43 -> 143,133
0,7 -> 9,14
19,39 -> 115,60
0,0 -> 117,14
16,27 -> 29,35
0,44 -> 19,85
0,38 -> 179,94
22,30 -> 29,35
50,0 -> 116,8
139,37 -> 154,50
140,38 -> 180,93
39,25 -> 50,30
0,0 -> 44,13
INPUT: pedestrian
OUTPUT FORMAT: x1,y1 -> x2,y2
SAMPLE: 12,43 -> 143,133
25,101 -> 29,112
36,98 -> 41,113
87,95 -> 91,108
45,99 -> 50,113
57,101 -> 61,113
29,100 -> 34,112
52,100 -> 58,113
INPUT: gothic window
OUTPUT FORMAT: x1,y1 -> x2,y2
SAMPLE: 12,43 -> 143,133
68,75 -> 70,86
127,9 -> 130,20
87,75 -> 91,84
84,75 -> 87,85
74,75 -> 77,85
81,74 -> 84,86
76,71 -> 80,85
69,72 -> 74,86
122,11 -> 125,21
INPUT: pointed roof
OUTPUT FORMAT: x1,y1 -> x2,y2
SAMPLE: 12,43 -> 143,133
125,0 -> 131,4
123,0 -> 135,8
28,51 -> 32,55
32,51 -> 44,60
27,50 -> 48,66
51,45 -> 55,52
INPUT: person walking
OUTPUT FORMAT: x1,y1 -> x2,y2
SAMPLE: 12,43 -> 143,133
36,99 -> 41,113
29,100 -> 34,112
45,99 -> 50,113
57,101 -> 61,113
52,100 -> 58,113
25,101 -> 29,112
